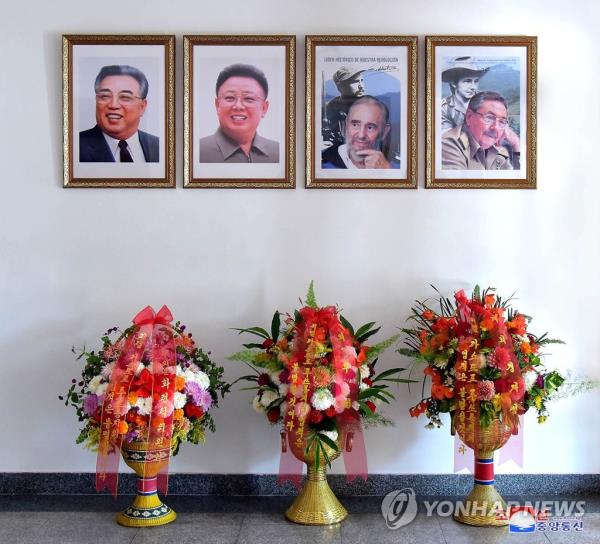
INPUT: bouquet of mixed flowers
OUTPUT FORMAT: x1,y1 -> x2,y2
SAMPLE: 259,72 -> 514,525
229,283 -> 410,464
60,310 -> 230,456
401,286 -> 565,431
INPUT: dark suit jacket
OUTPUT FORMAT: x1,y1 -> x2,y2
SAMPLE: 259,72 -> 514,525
79,125 -> 159,162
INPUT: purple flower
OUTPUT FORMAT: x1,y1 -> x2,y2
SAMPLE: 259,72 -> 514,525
536,374 -> 545,388
185,381 -> 202,404
197,389 -> 213,411
185,381 -> 212,411
83,394 -> 99,416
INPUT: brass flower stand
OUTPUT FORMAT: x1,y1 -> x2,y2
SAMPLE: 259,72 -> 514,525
283,432 -> 349,525
454,419 -> 512,527
116,442 -> 177,527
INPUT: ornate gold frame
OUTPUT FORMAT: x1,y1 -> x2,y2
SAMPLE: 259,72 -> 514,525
425,35 -> 537,189
183,35 -> 296,189
63,35 -> 176,188
305,35 -> 418,189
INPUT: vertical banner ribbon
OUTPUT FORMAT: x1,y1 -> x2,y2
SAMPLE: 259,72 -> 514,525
96,305 -> 177,496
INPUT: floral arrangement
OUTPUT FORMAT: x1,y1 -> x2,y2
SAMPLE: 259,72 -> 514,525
401,286 -> 565,430
60,318 -> 230,455
229,283 -> 409,462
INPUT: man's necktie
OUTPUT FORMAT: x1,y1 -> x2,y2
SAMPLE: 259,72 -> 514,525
118,140 -> 133,162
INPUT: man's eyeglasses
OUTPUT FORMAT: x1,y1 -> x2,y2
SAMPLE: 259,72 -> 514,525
218,94 -> 265,108
473,111 -> 509,129
96,93 -> 143,105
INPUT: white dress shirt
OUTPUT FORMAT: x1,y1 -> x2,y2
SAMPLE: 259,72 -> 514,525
102,132 -> 147,163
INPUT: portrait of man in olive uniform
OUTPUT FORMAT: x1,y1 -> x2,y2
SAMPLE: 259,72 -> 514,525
440,57 -> 489,133
442,91 -> 521,170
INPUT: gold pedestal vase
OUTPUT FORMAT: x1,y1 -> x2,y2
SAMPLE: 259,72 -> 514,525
116,442 -> 177,527
454,418 -> 513,527
283,431 -> 351,525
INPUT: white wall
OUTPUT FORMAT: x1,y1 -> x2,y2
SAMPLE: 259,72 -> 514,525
1,0 -> 598,474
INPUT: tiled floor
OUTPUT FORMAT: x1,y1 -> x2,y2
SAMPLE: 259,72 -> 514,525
0,497 -> 598,544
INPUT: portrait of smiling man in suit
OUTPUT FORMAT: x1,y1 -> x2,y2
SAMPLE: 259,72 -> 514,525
79,64 -> 159,163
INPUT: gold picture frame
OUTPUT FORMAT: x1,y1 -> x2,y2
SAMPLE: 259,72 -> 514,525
426,35 -> 537,189
63,34 -> 175,188
184,35 -> 296,188
306,35 -> 417,189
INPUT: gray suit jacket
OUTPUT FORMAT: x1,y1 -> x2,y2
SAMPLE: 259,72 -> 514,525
199,129 -> 279,163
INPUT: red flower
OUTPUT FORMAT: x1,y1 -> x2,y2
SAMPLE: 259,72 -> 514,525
422,310 -> 435,320
309,410 -> 324,424
262,339 -> 274,349
365,401 -> 377,414
267,408 -> 280,423
184,403 -> 204,419
325,406 -> 336,418
257,373 -> 270,386
362,378 -> 373,387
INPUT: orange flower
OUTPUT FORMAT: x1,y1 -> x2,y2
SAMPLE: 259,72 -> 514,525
422,310 -> 435,320
117,420 -> 129,434
484,294 -> 495,307
357,346 -> 369,364
424,366 -> 442,385
520,342 -> 532,355
128,392 -> 138,406
173,409 -> 184,421
175,375 -> 186,392
175,334 -> 195,352
432,384 -> 453,400
507,314 -> 527,335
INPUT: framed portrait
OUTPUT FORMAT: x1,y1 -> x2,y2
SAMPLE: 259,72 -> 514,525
426,36 -> 537,189
63,35 -> 175,188
306,35 -> 417,189
184,35 -> 295,188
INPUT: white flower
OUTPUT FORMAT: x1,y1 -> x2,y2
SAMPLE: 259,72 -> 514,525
134,362 -> 145,376
270,371 -> 282,386
524,370 -> 538,392
176,366 -> 185,377
95,382 -> 108,396
252,395 -> 264,413
260,390 -> 279,408
278,383 -> 289,396
359,380 -> 369,391
185,369 -> 210,390
352,401 -> 360,411
135,397 -> 153,416
311,388 -> 334,411
195,371 -> 210,390
88,374 -> 103,395
174,392 -> 187,409
320,430 -> 338,442
359,364 -> 370,379
100,362 -> 115,380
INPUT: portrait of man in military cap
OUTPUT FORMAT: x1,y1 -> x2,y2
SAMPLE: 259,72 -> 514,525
323,66 -> 367,146
440,56 -> 490,133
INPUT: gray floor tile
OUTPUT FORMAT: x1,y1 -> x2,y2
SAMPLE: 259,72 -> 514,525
438,513 -> 550,543
131,512 -> 243,544
29,511 -> 138,544
340,513 -> 445,544
236,512 -> 342,544
544,513 -> 600,544
0,512 -> 50,544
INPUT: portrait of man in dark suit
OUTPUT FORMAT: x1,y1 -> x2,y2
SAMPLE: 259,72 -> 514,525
79,65 -> 159,163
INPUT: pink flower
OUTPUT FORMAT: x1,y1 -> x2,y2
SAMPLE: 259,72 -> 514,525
152,399 -> 174,418
477,380 -> 495,401
488,347 -> 511,372
83,394 -> 99,416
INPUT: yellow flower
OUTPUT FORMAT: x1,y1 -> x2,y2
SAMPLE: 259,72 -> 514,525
534,395 -> 542,409
538,415 -> 547,424
492,394 -> 502,412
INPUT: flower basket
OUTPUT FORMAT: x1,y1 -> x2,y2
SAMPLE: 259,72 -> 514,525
401,286 -> 565,526
60,305 -> 230,527
230,282 -> 411,525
